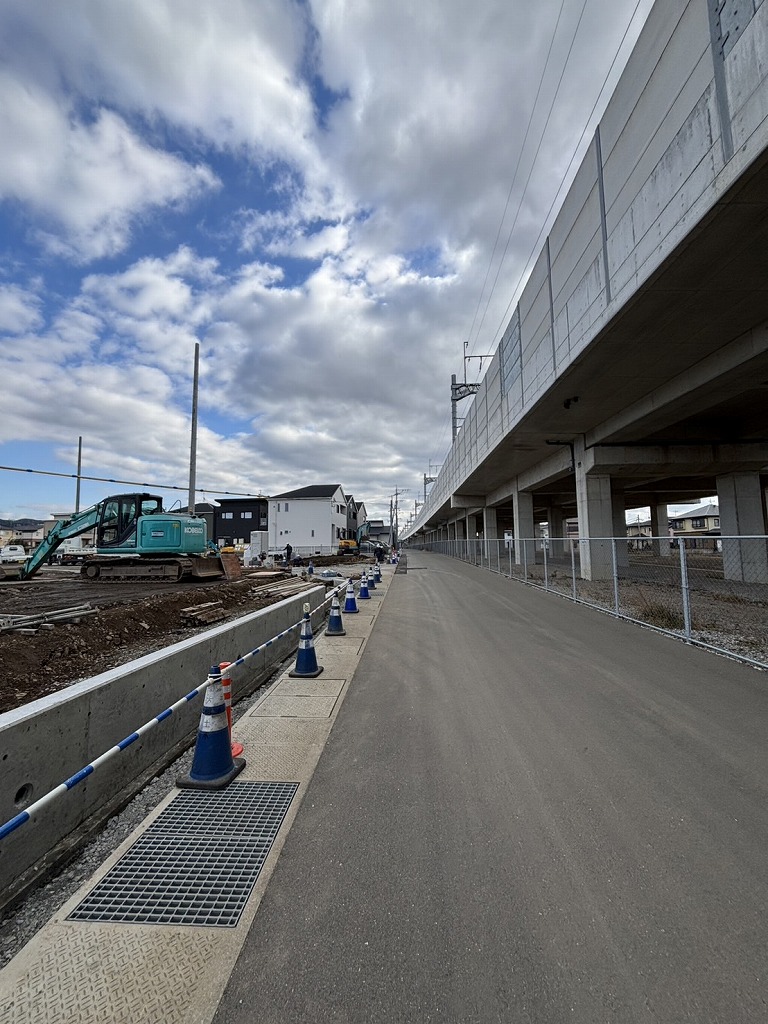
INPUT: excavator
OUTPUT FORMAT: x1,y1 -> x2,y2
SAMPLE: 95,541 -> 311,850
0,493 -> 226,582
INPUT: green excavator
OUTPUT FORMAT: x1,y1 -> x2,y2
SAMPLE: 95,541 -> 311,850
0,493 -> 225,582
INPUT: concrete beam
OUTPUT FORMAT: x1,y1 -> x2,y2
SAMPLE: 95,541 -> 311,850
582,443 -> 768,476
487,446 -> 573,506
451,494 -> 485,509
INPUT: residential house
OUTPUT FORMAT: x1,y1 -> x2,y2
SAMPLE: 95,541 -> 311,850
1,517 -> 45,551
365,519 -> 392,547
669,502 -> 720,550
209,496 -> 269,547
345,496 -> 369,541
269,485 -> 350,555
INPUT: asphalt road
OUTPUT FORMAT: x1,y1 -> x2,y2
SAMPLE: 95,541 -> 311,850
213,550 -> 768,1023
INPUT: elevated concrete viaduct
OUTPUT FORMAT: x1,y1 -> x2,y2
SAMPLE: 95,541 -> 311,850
407,0 -> 768,581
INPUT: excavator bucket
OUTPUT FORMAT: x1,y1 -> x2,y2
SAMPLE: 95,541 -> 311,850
188,555 -> 230,580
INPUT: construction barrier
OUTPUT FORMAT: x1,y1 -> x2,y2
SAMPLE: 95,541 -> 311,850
0,582 -> 346,901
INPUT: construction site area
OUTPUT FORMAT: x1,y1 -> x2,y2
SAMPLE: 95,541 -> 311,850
0,558 -> 365,715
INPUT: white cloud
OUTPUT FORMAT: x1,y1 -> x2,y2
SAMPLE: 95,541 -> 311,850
0,0 -> 655,521
0,75 -> 219,261
0,284 -> 43,334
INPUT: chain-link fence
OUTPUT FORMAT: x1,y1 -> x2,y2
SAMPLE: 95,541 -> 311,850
420,536 -> 768,669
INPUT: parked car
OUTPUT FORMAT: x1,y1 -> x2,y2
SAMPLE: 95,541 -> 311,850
0,545 -> 28,563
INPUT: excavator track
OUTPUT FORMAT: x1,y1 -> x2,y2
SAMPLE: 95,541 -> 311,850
80,555 -> 225,582
81,558 -> 188,582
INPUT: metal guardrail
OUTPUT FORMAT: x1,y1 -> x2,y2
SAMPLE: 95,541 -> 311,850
420,537 -> 768,670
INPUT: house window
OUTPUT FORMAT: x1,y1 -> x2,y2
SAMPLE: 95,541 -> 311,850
691,518 -> 704,529
284,503 -> 289,512
311,529 -> 315,537
714,517 -> 720,527
241,511 -> 252,519
222,512 -> 234,520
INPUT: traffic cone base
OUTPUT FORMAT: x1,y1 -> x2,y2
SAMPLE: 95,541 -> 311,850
178,756 -> 245,790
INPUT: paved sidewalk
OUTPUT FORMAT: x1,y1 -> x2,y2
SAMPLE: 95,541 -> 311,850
0,565 -> 396,1024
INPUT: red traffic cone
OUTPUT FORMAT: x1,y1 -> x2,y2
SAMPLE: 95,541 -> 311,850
220,662 -> 244,758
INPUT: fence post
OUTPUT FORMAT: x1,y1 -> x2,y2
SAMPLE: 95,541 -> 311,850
570,540 -> 577,600
611,539 -> 620,616
543,541 -> 549,591
508,543 -> 512,577
523,538 -> 529,580
679,540 -> 692,639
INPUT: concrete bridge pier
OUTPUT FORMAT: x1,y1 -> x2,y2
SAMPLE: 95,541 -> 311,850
650,504 -> 671,558
573,442 -> 618,580
512,486 -> 535,568
482,506 -> 498,563
546,506 -> 570,558
717,471 -> 768,582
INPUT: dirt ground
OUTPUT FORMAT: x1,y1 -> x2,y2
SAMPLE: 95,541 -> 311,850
0,564 -> 343,715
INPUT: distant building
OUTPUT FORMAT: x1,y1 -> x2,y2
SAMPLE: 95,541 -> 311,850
345,495 -> 369,540
365,519 -> 392,546
0,518 -> 45,551
669,503 -> 720,537
269,485 -> 350,554
208,496 -> 268,547
627,517 -> 653,550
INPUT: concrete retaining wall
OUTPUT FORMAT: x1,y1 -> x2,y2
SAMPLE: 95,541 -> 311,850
0,585 -> 326,906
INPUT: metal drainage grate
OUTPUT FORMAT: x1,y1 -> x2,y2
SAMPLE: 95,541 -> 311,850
68,781 -> 298,928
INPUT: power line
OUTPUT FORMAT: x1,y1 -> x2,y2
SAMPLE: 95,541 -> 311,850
487,0 -> 648,354
0,464 -> 265,498
464,0 -> 567,368
468,0 -> 590,369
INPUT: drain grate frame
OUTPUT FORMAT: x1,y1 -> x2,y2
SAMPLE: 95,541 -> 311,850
67,781 -> 299,928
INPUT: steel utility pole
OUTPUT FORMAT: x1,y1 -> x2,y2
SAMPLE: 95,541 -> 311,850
75,436 -> 82,513
389,487 -> 408,546
188,342 -> 200,515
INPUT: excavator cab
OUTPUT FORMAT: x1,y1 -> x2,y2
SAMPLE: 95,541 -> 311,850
97,494 -> 161,548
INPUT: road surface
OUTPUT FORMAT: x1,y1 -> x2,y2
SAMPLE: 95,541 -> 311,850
214,549 -> 768,1023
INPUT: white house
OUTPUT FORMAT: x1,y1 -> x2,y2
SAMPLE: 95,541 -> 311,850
269,485 -> 351,555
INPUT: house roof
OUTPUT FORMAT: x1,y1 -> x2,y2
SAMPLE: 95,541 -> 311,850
671,503 -> 719,519
271,485 -> 344,500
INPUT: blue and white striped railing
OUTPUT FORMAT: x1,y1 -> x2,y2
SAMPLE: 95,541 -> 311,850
0,583 -> 348,841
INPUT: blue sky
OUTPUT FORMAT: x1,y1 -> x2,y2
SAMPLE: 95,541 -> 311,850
0,0 -> 656,523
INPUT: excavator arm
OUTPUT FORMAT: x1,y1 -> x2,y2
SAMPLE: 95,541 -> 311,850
20,502 -> 103,580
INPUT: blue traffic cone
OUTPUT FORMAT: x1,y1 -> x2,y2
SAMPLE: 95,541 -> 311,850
367,567 -> 377,590
358,571 -> 370,600
290,603 -> 324,677
343,579 -> 359,613
178,666 -> 246,789
325,592 -> 346,636
373,562 -> 382,583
